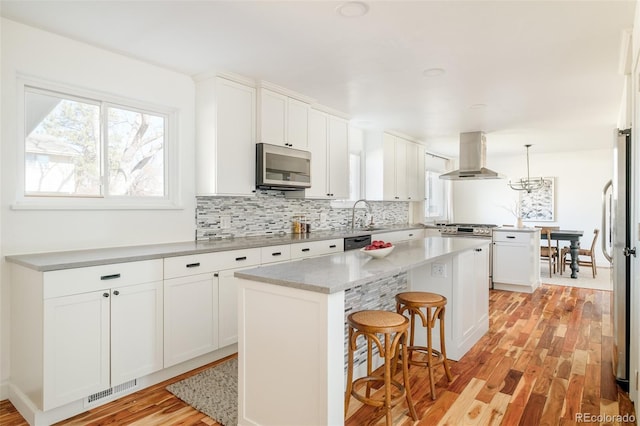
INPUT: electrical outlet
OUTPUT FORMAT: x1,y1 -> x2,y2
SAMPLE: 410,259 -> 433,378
431,263 -> 446,277
220,215 -> 231,229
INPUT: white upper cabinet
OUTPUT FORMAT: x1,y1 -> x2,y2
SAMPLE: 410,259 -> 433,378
406,141 -> 425,201
258,88 -> 310,149
368,131 -> 425,201
196,76 -> 257,196
328,116 -> 349,199
307,109 -> 349,199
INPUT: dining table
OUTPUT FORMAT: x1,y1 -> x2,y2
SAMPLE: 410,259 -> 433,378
540,229 -> 585,278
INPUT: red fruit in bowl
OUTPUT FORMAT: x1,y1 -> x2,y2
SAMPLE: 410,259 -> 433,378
365,245 -> 375,250
384,242 -> 392,248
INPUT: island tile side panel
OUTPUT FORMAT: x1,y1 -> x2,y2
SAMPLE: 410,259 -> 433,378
343,272 -> 408,371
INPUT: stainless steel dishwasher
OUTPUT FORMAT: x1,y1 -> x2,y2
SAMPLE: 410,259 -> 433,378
344,235 -> 372,251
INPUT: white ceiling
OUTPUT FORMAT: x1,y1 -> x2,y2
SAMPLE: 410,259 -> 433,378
0,0 -> 635,158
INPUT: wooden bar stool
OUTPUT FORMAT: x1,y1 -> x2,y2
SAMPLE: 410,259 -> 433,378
344,310 -> 418,425
395,291 -> 453,400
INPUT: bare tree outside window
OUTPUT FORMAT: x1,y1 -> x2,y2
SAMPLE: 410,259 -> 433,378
107,107 -> 165,197
24,86 -> 167,199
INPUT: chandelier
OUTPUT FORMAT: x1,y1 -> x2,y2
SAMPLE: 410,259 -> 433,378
508,144 -> 549,193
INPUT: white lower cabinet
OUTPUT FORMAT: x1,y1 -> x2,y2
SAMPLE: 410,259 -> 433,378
163,248 -> 261,355
492,228 -> 541,292
38,260 -> 164,411
219,246 -> 294,348
163,273 -> 219,368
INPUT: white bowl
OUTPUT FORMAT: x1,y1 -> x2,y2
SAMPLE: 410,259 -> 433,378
360,245 -> 394,258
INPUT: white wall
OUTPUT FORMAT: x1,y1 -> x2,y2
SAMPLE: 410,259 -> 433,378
451,148 -> 612,267
0,19 -> 196,399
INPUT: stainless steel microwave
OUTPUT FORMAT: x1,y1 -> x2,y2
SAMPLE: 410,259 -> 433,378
256,143 -> 311,190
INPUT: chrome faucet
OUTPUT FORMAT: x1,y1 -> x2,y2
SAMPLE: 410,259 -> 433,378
351,199 -> 373,230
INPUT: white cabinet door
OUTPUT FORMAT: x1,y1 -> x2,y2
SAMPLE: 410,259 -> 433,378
219,267 -> 246,347
259,89 -> 309,149
287,97 -> 309,149
164,273 -> 219,367
394,139 -> 408,200
405,142 -> 425,201
110,281 -> 164,386
259,88 -> 287,145
492,242 -> 531,285
474,246 -> 490,322
215,77 -> 256,195
196,76 -> 256,196
454,249 -> 476,343
43,291 -> 110,410
416,144 -> 425,201
382,133 -> 397,201
307,109 -> 329,198
328,116 -> 349,199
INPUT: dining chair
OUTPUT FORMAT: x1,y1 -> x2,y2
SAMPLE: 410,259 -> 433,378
561,229 -> 599,278
539,228 -> 558,278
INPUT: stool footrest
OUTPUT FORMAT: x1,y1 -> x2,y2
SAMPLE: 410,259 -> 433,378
351,376 -> 407,408
405,345 -> 446,367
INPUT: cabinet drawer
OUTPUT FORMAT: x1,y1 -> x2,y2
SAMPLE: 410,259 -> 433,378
44,259 -> 163,299
493,231 -> 532,244
290,238 -> 343,259
260,244 -> 291,264
164,248 -> 261,279
372,229 -> 424,243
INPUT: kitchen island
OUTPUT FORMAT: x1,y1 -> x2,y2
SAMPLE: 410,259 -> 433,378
234,236 -> 490,426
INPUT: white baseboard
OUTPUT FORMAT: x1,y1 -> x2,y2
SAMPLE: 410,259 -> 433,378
8,344 -> 237,426
0,379 -> 9,401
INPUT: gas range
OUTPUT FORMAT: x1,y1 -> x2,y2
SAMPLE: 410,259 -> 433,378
439,223 -> 497,238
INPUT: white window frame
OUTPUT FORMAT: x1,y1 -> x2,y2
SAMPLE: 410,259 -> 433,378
13,75 -> 182,210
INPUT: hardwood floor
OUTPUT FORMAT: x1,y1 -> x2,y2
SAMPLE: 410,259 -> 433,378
1,284 -> 636,425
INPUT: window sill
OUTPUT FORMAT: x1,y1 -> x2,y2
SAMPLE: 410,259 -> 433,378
11,198 -> 184,211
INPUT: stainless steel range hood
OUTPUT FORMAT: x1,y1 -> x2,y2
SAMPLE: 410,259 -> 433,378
439,131 -> 504,180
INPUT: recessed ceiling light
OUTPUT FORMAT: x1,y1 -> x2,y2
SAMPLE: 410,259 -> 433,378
422,68 -> 446,77
336,1 -> 369,18
469,103 -> 488,109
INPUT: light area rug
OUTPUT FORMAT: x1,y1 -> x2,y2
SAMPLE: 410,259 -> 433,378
166,357 -> 238,426
540,265 -> 612,291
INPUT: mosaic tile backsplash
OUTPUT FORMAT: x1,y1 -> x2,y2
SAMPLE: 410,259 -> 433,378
344,272 -> 409,370
196,190 -> 410,239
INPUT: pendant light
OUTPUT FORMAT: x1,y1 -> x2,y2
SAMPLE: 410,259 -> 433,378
508,144 -> 549,193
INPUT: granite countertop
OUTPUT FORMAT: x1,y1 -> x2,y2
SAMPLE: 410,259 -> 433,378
4,224 -> 424,272
235,237 -> 489,294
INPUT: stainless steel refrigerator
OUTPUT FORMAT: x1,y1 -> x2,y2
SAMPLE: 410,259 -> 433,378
602,128 -> 632,390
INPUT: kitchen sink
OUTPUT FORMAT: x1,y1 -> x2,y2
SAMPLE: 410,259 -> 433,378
357,226 -> 387,231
